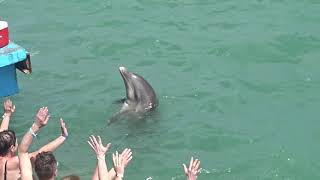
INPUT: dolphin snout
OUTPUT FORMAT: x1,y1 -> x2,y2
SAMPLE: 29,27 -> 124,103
119,66 -> 127,72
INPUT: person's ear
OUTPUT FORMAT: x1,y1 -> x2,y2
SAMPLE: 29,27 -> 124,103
10,145 -> 16,153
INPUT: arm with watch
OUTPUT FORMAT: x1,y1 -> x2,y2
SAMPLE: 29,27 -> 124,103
19,107 -> 51,180
19,107 -> 69,180
112,151 -> 126,180
108,148 -> 132,179
28,107 -> 69,159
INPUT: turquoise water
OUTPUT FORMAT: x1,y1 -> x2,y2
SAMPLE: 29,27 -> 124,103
1,0 -> 320,179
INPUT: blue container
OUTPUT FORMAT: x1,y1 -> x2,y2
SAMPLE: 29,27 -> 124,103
0,41 -> 29,97
0,64 -> 18,97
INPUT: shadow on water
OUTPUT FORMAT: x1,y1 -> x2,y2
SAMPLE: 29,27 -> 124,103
109,108 -> 161,130
99,108 -> 163,152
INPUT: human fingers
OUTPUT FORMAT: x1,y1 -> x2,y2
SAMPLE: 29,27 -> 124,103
192,159 -> 198,169
4,99 -> 11,107
194,160 -> 200,171
60,118 -> 68,136
123,152 -> 133,166
91,135 -> 99,147
37,107 -> 43,116
126,155 -> 133,166
97,136 -> 102,145
60,118 -> 64,128
189,157 -> 194,171
43,107 -> 50,122
121,148 -> 129,155
105,143 -> 111,151
115,151 -> 118,166
118,153 -> 124,165
125,151 -> 133,159
112,153 -> 117,167
37,107 -> 47,121
88,140 -> 96,151
122,148 -> 132,158
183,164 -> 188,174
11,105 -> 15,112
116,151 -> 120,166
4,99 -> 12,111
44,114 -> 50,124
89,136 -> 98,149
35,107 -> 45,125
41,107 -> 48,118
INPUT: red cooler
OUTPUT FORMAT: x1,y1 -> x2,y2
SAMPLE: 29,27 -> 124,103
0,21 -> 9,48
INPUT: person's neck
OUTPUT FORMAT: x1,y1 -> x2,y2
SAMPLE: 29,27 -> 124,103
1,152 -> 14,159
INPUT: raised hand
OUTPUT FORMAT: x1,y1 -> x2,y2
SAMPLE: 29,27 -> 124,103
112,151 -> 125,178
183,157 -> 201,180
34,107 -> 50,128
88,135 -> 111,159
60,118 -> 68,138
3,99 -> 15,115
121,148 -> 133,167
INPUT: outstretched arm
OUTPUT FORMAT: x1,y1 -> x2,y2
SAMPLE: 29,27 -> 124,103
19,107 -> 50,180
112,151 -> 125,180
0,99 -> 15,131
88,135 -> 111,180
29,118 -> 68,159
91,163 -> 99,180
108,148 -> 133,179
183,157 -> 201,180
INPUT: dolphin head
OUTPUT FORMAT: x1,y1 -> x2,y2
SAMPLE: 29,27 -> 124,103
119,66 -> 136,102
119,66 -> 158,110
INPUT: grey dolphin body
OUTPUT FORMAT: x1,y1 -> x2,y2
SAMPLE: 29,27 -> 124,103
108,66 -> 158,124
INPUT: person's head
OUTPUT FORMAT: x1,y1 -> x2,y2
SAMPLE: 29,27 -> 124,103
60,175 -> 80,180
0,130 -> 17,156
34,151 -> 58,180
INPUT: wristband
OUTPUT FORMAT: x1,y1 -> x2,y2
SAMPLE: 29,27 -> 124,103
2,113 -> 11,119
62,134 -> 68,139
29,127 -> 37,137
116,173 -> 124,178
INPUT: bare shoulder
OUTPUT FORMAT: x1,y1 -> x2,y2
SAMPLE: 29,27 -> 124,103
6,156 -> 20,170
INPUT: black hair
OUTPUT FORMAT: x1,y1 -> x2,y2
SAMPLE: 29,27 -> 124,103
0,130 -> 16,156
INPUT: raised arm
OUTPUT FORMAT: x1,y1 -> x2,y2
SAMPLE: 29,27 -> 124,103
112,151 -> 125,180
108,148 -> 132,179
29,118 -> 68,159
19,107 -> 50,180
88,135 -> 111,180
91,162 -> 99,180
0,99 -> 15,131
182,157 -> 201,180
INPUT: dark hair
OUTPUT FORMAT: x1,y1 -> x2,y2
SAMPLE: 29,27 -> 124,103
34,151 -> 57,180
0,130 -> 16,156
60,175 -> 80,180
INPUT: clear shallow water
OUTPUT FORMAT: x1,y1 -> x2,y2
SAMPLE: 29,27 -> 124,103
1,0 -> 320,179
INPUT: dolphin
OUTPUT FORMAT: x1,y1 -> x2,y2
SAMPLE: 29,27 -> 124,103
108,66 -> 158,125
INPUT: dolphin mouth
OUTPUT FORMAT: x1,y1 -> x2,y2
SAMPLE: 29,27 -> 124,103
119,66 -> 126,72
119,66 -> 135,101
119,66 -> 128,76
119,66 -> 129,80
